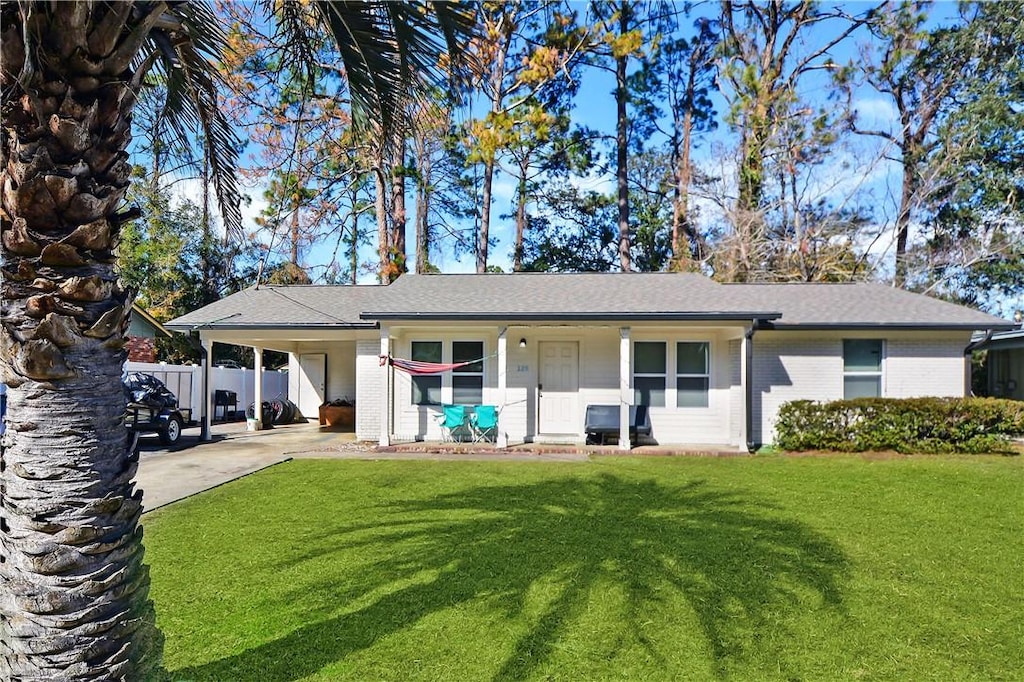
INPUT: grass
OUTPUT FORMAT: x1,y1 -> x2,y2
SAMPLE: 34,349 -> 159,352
144,455 -> 1024,681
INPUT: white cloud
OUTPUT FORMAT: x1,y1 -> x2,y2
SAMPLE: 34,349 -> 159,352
162,174 -> 269,240
853,97 -> 897,129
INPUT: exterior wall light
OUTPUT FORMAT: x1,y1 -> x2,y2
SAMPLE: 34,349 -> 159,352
519,338 -> 527,349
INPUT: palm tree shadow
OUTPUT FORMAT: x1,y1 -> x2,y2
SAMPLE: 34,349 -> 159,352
174,473 -> 847,681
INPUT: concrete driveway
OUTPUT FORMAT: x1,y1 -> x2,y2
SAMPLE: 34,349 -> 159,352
136,420 -> 363,512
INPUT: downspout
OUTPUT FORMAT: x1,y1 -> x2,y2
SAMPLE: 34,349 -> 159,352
963,330 -> 994,397
745,320 -> 765,453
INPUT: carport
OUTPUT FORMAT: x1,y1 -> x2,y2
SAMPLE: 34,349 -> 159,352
166,285 -> 385,439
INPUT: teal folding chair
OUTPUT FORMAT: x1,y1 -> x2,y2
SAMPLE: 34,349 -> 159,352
470,405 -> 498,443
436,404 -> 467,442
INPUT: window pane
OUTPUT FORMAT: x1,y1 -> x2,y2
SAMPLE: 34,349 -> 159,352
677,377 -> 709,408
412,341 -> 442,363
634,376 -> 665,407
677,342 -> 708,374
413,376 -> 442,405
453,341 -> 484,373
843,340 -> 882,372
453,375 -> 483,405
634,342 -> 666,374
844,375 -> 881,399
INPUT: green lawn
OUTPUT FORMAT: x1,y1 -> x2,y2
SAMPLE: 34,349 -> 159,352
145,455 -> 1023,681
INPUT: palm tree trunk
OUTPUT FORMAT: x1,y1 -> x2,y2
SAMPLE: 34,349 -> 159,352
1,2 -> 161,678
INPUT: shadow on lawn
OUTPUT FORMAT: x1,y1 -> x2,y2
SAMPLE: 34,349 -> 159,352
175,473 -> 848,681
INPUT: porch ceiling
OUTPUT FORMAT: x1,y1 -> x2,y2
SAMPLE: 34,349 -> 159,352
197,327 -> 373,353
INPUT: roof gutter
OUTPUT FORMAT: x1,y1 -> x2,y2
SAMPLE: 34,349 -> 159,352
360,311 -> 783,322
765,322 -> 1017,331
165,321 -> 379,332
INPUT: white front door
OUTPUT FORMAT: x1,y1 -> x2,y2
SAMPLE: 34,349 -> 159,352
298,353 -> 326,418
538,341 -> 579,434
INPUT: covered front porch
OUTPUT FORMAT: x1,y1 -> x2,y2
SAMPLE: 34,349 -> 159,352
374,320 -> 762,451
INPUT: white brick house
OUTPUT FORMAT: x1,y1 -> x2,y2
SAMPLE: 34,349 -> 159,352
167,273 -> 1013,451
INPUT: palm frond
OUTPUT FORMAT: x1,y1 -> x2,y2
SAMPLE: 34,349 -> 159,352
269,1 -> 479,135
146,1 -> 243,237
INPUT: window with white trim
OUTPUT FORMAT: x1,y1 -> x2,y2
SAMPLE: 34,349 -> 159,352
633,341 -> 666,407
452,341 -> 484,405
843,339 -> 883,399
411,341 -> 442,405
676,341 -> 710,407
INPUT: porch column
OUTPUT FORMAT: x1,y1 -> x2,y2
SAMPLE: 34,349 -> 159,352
496,328 -> 508,448
254,346 -> 264,429
379,325 -> 390,447
201,333 -> 213,442
619,327 -> 631,450
740,330 -> 749,450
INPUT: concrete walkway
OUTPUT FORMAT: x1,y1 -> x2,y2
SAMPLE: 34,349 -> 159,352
136,420 -> 745,512
137,421 -> 357,512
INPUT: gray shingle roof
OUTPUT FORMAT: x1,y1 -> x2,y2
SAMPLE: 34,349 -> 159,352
719,282 -> 1012,328
363,272 -> 778,321
165,285 -> 384,330
166,273 -> 1013,330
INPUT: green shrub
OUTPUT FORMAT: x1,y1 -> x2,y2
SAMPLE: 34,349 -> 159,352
775,397 -> 1024,454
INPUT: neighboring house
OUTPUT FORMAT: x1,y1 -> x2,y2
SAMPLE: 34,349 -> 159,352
127,303 -> 172,363
166,273 -> 1013,450
978,328 -> 1024,401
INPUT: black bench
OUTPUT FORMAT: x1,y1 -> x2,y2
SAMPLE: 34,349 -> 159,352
584,404 -> 652,445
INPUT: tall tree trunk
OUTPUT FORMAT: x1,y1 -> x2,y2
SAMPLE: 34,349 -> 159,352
415,150 -> 432,274
389,137 -> 407,283
513,156 -> 529,272
290,193 -> 300,267
893,154 -> 916,288
349,219 -> 360,286
671,101 -> 697,270
375,157 -> 390,284
615,11 -> 632,272
478,159 -> 495,273
476,21 -> 511,275
0,3 -> 161,678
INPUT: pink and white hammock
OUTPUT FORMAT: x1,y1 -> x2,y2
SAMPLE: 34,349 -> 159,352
379,353 -> 496,375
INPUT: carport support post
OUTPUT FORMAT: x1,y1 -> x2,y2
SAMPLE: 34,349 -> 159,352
201,333 -> 213,442
254,347 -> 264,429
379,325 -> 390,447
619,327 -> 631,450
496,328 -> 508,448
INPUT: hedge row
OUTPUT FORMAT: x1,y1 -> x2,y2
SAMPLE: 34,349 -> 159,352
774,397 -> 1024,454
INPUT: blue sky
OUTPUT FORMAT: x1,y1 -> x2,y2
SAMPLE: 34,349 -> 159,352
177,2 -> 969,284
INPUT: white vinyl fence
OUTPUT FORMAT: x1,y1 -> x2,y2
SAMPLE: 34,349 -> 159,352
125,362 -> 288,419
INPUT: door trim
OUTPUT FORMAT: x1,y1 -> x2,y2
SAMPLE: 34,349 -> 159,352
537,340 -> 580,435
